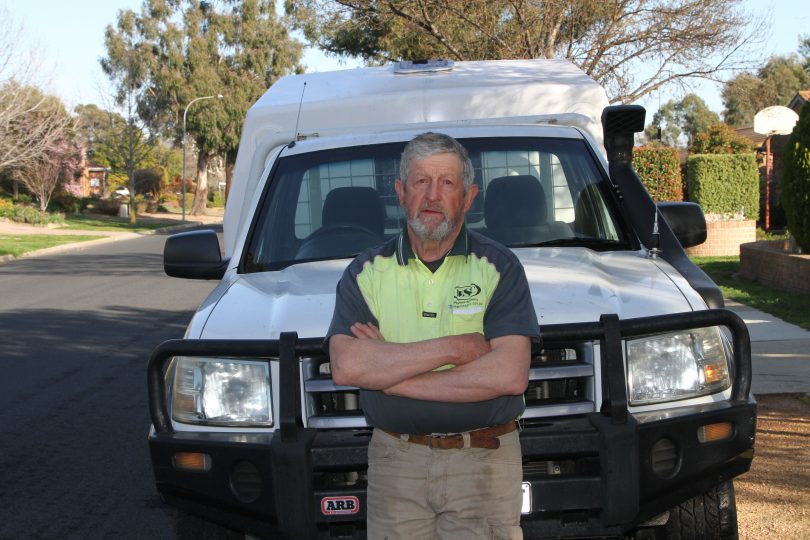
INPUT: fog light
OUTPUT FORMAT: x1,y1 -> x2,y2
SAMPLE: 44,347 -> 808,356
173,452 -> 211,472
698,422 -> 733,443
650,438 -> 680,478
230,460 -> 262,503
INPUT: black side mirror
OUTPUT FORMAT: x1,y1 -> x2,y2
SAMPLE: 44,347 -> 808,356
657,202 -> 707,248
164,229 -> 229,280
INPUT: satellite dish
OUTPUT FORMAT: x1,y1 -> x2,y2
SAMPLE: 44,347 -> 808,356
754,106 -> 799,135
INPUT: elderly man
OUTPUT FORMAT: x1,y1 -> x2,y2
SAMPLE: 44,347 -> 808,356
327,132 -> 538,539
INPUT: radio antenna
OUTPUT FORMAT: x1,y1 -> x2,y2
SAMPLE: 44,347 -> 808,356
288,82 -> 307,148
648,83 -> 663,259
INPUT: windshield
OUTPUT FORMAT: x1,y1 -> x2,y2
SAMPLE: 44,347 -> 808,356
243,137 -> 630,271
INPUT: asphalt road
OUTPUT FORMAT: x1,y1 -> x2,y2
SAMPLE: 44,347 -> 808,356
0,230 -> 219,539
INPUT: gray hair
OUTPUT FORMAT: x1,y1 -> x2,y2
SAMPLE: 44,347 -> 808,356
399,132 -> 475,190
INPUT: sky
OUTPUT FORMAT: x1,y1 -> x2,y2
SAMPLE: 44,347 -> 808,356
4,0 -> 809,120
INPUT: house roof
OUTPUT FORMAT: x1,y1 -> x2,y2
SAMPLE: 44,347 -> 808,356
788,89 -> 810,113
734,126 -> 767,148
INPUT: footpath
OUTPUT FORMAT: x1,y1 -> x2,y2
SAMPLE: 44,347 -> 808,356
724,300 -> 810,395
2,216 -> 808,395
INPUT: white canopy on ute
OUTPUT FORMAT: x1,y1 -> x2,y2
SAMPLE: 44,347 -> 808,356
224,59 -> 610,255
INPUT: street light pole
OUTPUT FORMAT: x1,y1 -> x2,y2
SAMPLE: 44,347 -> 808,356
182,94 -> 224,222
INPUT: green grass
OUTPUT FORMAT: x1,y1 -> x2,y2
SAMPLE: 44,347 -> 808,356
60,214 -> 178,232
0,234 -> 104,257
691,256 -> 810,331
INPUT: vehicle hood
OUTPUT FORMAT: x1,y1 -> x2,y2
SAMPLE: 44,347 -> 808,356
196,248 -> 700,339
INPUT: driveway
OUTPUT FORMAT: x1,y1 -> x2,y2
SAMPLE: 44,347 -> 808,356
725,300 -> 810,394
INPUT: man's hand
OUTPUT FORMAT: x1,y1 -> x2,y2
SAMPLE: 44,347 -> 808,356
350,322 -> 385,341
453,332 -> 491,365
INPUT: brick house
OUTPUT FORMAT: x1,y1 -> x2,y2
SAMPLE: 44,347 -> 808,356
63,147 -> 109,197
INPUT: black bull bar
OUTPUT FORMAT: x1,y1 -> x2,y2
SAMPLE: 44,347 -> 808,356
147,309 -> 752,538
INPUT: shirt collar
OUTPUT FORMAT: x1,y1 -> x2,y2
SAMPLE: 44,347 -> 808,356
396,225 -> 470,266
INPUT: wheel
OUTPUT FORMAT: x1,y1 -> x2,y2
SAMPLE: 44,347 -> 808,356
662,481 -> 739,540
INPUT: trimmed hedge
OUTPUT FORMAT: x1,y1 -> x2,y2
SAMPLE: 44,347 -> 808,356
781,102 -> 810,251
632,146 -> 683,202
685,153 -> 759,220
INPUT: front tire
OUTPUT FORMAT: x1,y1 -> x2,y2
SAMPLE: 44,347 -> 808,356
663,480 -> 738,539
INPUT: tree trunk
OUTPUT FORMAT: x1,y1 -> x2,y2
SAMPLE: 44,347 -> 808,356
128,170 -> 137,224
191,152 -> 209,216
225,161 -> 233,198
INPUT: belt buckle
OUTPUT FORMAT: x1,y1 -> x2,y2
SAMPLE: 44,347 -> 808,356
427,433 -> 458,449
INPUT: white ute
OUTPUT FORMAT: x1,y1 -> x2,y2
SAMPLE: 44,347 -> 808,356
148,59 -> 755,540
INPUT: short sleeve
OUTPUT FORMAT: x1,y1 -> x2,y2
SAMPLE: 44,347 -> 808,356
483,252 -> 539,341
325,260 -> 378,342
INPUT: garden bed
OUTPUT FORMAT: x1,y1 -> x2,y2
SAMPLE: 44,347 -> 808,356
740,240 -> 810,294
685,219 -> 756,257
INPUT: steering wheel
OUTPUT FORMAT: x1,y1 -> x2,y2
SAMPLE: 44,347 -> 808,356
295,224 -> 382,260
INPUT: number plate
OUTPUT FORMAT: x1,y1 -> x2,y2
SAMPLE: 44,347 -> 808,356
521,482 -> 531,514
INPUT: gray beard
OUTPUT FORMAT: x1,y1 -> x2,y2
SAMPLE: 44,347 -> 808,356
408,215 -> 455,242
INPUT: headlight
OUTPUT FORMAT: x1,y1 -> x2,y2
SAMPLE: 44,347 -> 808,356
626,326 -> 731,405
172,357 -> 273,426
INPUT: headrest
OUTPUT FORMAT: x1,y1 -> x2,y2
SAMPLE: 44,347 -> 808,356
484,175 -> 547,230
322,186 -> 385,236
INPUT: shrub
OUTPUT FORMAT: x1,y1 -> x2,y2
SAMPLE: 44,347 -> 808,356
49,191 -> 83,214
83,198 -> 121,216
13,193 -> 33,205
5,205 -> 64,225
781,103 -> 810,251
632,146 -> 683,201
209,190 -> 226,208
686,154 -> 759,220
135,196 -> 158,214
689,123 -> 753,154
161,191 -> 178,204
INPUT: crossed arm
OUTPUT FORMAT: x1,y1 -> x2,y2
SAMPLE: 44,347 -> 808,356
329,322 -> 531,403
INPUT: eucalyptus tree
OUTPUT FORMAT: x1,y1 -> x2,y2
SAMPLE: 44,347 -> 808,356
286,0 -> 764,104
722,55 -> 810,127
102,0 -> 303,215
645,94 -> 720,147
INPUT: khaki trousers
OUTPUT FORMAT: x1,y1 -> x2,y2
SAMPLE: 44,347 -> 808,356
366,428 -> 523,540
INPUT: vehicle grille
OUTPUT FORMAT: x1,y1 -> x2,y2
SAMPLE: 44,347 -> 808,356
302,343 -> 595,429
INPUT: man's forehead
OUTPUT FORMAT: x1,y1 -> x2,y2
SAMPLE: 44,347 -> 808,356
409,152 -> 463,171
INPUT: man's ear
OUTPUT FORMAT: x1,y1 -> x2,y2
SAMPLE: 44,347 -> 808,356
394,179 -> 405,206
464,183 -> 479,212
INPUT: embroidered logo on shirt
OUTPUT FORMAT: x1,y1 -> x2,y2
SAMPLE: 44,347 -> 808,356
452,283 -> 484,311
454,283 -> 482,300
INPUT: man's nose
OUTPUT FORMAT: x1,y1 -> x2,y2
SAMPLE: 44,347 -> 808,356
426,179 -> 440,200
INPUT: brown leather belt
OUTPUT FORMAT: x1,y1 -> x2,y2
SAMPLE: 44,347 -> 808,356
381,421 -> 517,450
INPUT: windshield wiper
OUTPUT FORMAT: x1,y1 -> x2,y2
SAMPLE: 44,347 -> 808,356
513,237 -> 627,249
